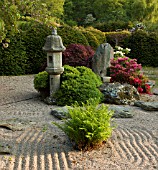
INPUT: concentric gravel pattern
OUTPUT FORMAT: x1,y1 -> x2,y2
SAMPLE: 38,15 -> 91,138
0,75 -> 158,169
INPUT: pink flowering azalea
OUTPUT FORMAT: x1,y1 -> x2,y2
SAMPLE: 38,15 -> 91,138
137,87 -> 144,93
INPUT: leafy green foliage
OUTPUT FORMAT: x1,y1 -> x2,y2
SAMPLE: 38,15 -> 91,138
93,21 -> 133,32
64,0 -> 158,27
85,27 -> 105,45
0,33 -> 27,76
79,28 -> 99,49
53,100 -> 115,151
57,25 -> 89,47
21,21 -> 51,74
0,21 -> 51,75
34,71 -> 49,91
55,65 -> 103,106
124,30 -> 158,67
105,30 -> 131,47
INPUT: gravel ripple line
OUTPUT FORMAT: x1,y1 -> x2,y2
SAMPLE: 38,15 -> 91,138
118,129 -> 136,163
127,129 -> 153,166
13,129 -> 34,170
29,130 -> 44,170
111,129 -> 129,160
133,129 -> 158,166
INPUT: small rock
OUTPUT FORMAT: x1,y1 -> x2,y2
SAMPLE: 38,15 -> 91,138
134,101 -> 158,111
51,106 -> 70,119
153,88 -> 158,95
109,105 -> 134,118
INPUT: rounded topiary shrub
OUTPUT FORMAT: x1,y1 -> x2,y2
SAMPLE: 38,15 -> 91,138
54,65 -> 103,106
79,27 -> 99,50
85,27 -> 106,45
62,44 -> 95,68
33,71 -> 49,98
57,25 -> 89,47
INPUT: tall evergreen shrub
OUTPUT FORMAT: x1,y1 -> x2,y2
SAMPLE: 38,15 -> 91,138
125,30 -> 158,67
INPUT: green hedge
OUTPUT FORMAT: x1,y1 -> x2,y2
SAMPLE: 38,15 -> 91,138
105,30 -> 131,47
79,27 -> 99,50
124,30 -> 158,67
0,33 -> 27,75
0,21 -> 51,75
21,22 -> 51,74
57,25 -> 89,47
93,21 -> 133,32
85,27 -> 106,45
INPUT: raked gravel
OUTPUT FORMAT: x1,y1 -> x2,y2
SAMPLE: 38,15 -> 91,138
0,75 -> 158,170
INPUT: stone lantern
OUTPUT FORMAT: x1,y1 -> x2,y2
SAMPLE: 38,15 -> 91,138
43,28 -> 66,97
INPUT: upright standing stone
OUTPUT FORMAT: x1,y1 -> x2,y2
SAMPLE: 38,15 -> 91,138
92,43 -> 114,79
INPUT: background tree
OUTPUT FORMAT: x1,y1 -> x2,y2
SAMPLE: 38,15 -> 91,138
0,0 -> 65,43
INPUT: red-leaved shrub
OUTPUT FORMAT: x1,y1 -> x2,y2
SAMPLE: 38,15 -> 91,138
62,44 -> 95,68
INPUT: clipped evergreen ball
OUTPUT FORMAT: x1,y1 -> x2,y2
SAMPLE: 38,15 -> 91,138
55,65 -> 103,106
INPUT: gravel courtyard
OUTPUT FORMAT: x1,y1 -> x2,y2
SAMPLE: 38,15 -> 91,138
0,75 -> 158,170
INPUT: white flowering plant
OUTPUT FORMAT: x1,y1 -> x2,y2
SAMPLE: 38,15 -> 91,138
114,46 -> 131,58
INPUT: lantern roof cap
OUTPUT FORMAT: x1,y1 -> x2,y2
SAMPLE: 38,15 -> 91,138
43,28 -> 65,52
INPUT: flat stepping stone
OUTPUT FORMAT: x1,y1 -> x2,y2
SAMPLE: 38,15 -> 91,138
153,88 -> 158,95
134,101 -> 158,111
109,105 -> 134,118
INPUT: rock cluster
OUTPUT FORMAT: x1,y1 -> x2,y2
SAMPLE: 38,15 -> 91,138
99,82 -> 140,105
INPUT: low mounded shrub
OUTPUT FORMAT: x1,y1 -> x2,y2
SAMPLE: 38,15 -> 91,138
54,65 -> 103,106
34,71 -> 49,91
53,99 -> 115,151
62,44 -> 95,68
33,71 -> 49,98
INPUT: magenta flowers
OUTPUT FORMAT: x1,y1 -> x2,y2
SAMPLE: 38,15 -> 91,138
110,46 -> 150,94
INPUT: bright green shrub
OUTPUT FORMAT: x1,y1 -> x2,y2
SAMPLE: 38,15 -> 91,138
0,33 -> 27,76
124,30 -> 158,67
53,100 -> 114,151
79,27 -> 99,49
57,25 -> 89,47
34,71 -> 49,91
85,27 -> 105,45
54,65 -> 103,106
105,30 -> 131,47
